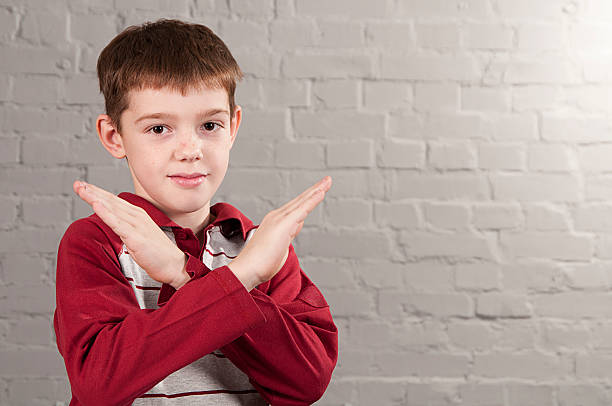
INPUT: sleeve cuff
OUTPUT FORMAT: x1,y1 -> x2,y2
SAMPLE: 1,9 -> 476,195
211,265 -> 268,325
157,253 -> 212,307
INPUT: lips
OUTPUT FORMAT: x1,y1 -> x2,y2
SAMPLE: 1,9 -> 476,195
169,173 -> 207,178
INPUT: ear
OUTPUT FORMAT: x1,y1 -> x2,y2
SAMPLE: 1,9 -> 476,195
228,105 -> 242,150
96,114 -> 126,159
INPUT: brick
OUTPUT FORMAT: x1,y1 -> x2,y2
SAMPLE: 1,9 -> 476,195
324,290 -> 373,317
557,385 -> 610,406
525,204 -> 569,231
402,264 -> 454,292
459,383 -> 504,405
22,137 -> 70,165
577,354 -> 612,380
0,349 -> 66,377
512,85 -> 560,111
476,293 -> 531,318
63,74 -> 103,104
414,83 -> 459,112
366,22 -> 415,51
496,0 -> 569,20
0,136 -> 18,164
238,110 -> 286,139
541,321 -> 591,350
517,24 -> 565,50
389,114 -> 423,139
21,9 -> 66,46
70,14 -> 118,48
504,57 -> 576,85
0,8 -> 17,42
296,0 -> 388,18
274,140 -> 324,169
7,318 -> 52,346
0,196 -> 18,228
529,144 -> 575,172
363,81 -> 412,112
318,21 -> 364,48
7,377 -> 67,406
374,201 -> 420,230
429,142 -> 477,170
261,79 -> 308,107
297,229 -> 391,260
455,264 -> 501,291
448,322 -> 496,350
506,384 -> 554,406
69,137 -> 116,165
355,261 -> 404,289
22,197 -> 71,226
233,49 -> 280,78
392,293 -> 474,317
219,169 -> 283,199
473,203 -> 522,230
357,381 -> 404,405
424,203 -> 469,230
586,176 -> 612,200
327,140 -> 374,168
401,231 -> 494,260
462,86 -> 510,112
0,168 -> 80,196
579,144 -> 612,172
286,169 -> 385,199
113,0 -> 191,12
501,231 -> 593,261
492,174 -> 580,202
534,293 -> 612,318
464,24 -> 513,50
565,85 -> 612,113
570,24 -> 612,51
0,47 -> 75,74
1,254 -> 48,286
542,115 -> 610,142
349,320 -> 393,348
414,23 -> 460,49
378,140 -> 424,169
1,106 -> 85,134
473,351 -> 566,379
574,204 -> 612,232
0,75 -> 11,101
381,53 -> 480,81
502,262 -> 562,293
405,383 -> 459,405
283,53 -> 374,79
325,199 -> 371,227
424,113 -> 484,139
497,320 -> 538,348
228,137 -> 275,167
228,0 -> 274,17
312,80 -> 358,109
391,173 -> 488,200
487,113 -> 538,140
220,20 -> 267,50
235,78 -> 261,108
293,111 -> 384,139
479,143 -> 525,170
398,0 -> 491,19
374,351 -> 470,377
300,259 -> 357,289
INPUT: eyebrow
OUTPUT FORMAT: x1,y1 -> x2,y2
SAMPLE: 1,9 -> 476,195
134,109 -> 230,125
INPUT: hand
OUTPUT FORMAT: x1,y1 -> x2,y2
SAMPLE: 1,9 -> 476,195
73,181 -> 190,290
228,176 -> 332,291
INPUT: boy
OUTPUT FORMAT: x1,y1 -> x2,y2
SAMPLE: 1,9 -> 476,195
53,19 -> 337,405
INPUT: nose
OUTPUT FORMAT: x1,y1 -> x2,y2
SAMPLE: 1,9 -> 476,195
174,130 -> 203,161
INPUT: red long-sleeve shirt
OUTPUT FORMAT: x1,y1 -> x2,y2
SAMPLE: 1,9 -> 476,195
53,192 -> 338,406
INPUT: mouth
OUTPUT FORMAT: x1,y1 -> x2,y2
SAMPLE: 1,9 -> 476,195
168,173 -> 208,187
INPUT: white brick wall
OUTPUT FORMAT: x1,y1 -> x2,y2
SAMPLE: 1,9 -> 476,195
4,0 -> 612,405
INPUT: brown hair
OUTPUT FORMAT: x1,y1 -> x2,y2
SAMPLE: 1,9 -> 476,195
97,19 -> 243,134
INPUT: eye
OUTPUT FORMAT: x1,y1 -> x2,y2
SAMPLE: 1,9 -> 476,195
202,122 -> 221,132
148,125 -> 168,136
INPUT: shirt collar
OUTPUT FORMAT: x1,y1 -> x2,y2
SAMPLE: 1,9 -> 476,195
117,192 -> 254,240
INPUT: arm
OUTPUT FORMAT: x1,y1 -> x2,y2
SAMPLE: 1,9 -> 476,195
53,219 -> 266,406
222,243 -> 338,405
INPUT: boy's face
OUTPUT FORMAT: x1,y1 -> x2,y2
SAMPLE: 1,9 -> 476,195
101,85 -> 241,220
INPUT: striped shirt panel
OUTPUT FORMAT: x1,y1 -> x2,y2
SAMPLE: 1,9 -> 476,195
118,225 -> 266,406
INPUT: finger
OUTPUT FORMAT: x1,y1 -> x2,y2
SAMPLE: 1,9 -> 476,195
75,181 -> 143,219
91,200 -> 131,239
291,221 -> 304,238
281,176 -> 331,214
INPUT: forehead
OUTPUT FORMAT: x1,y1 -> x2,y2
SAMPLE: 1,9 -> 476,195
125,85 -> 230,116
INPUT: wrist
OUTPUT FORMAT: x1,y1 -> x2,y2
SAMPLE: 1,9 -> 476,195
227,259 -> 261,292
170,252 -> 190,290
